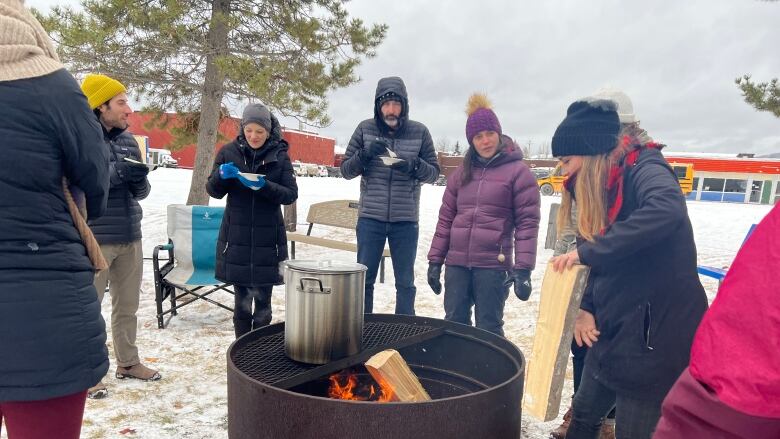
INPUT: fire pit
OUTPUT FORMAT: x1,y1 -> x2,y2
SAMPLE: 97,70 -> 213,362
227,314 -> 525,439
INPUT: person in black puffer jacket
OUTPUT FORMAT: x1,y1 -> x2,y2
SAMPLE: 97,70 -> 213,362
81,73 -> 160,399
549,99 -> 707,439
206,104 -> 298,338
340,76 -> 440,315
0,2 -> 109,437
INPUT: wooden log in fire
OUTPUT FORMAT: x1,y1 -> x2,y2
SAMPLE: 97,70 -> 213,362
365,349 -> 431,402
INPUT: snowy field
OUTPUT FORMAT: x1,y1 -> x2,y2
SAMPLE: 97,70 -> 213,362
7,168 -> 770,439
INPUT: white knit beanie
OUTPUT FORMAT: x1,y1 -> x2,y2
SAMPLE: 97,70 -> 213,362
0,0 -> 63,82
590,86 -> 636,124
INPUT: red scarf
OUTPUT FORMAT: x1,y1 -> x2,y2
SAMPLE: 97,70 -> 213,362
605,137 -> 664,225
562,136 -> 664,232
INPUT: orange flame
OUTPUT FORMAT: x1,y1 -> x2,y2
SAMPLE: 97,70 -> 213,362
328,372 -> 395,402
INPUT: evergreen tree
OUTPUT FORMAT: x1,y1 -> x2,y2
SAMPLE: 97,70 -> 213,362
38,0 -> 386,204
735,75 -> 780,118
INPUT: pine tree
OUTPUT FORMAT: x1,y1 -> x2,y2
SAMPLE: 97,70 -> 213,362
37,0 -> 386,204
735,75 -> 780,118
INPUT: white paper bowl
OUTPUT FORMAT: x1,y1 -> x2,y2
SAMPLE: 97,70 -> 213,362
380,156 -> 403,166
239,172 -> 265,181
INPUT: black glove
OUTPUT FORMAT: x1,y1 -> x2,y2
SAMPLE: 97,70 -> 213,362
116,161 -> 149,182
427,262 -> 443,295
390,157 -> 419,176
504,269 -> 532,301
360,139 -> 389,164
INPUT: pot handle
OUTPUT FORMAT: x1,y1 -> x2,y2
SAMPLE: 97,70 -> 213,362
298,277 -> 332,294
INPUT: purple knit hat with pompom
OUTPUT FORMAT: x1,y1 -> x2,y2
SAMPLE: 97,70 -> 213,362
465,94 -> 502,145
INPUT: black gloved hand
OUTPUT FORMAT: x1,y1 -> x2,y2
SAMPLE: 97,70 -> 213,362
427,262 -> 443,295
116,161 -> 149,182
504,269 -> 532,301
390,157 -> 419,176
360,138 -> 390,164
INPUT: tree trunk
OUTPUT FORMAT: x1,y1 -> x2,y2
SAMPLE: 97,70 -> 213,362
186,0 -> 231,205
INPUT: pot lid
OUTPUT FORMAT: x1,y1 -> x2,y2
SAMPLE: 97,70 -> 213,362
284,259 -> 367,274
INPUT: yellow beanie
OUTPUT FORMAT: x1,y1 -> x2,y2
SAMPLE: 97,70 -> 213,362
81,74 -> 126,110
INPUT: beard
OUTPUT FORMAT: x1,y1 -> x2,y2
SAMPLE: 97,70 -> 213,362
383,115 -> 399,127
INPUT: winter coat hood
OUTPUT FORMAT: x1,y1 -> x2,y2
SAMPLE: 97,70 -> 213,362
373,76 -> 409,135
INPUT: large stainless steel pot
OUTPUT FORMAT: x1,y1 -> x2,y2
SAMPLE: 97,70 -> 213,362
283,260 -> 367,364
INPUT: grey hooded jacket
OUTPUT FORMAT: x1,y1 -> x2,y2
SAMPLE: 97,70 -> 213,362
340,77 -> 440,222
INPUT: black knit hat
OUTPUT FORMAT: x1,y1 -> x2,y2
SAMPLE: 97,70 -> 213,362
551,99 -> 621,157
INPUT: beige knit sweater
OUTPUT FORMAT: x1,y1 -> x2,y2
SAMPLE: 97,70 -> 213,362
1,0 -> 107,270
0,0 -> 63,81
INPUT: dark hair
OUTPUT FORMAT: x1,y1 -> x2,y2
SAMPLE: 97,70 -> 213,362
460,136 -> 506,185
92,99 -> 113,120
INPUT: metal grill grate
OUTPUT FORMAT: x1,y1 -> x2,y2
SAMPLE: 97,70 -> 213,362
232,321 -> 436,385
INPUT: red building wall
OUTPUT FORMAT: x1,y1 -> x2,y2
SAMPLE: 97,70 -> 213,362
127,112 -> 335,168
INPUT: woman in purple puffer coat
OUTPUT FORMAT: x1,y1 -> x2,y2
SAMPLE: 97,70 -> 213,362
427,94 -> 541,336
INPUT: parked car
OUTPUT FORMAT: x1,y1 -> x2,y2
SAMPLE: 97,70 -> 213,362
292,161 -> 307,177
434,174 -> 447,186
305,163 -> 319,177
160,154 -> 178,168
318,165 -> 329,177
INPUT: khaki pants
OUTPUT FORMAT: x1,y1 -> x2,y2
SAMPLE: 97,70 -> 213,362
93,241 -> 142,368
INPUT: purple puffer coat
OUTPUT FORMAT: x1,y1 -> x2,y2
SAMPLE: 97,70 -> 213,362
428,142 -> 541,270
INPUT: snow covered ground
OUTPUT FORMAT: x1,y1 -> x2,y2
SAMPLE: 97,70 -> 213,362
6,168 -> 769,439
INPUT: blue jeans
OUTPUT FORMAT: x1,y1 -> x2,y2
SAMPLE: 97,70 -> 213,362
572,340 -> 615,419
566,367 -> 663,439
443,265 -> 509,336
356,217 -> 418,315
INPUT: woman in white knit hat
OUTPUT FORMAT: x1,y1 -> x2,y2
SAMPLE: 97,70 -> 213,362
0,1 -> 110,438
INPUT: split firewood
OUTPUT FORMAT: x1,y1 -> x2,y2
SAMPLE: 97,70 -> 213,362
365,349 -> 431,402
523,262 -> 590,421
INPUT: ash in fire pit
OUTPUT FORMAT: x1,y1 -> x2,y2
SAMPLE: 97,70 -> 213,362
227,314 -> 525,439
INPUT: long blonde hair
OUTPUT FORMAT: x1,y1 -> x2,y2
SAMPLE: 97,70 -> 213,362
557,153 -> 619,242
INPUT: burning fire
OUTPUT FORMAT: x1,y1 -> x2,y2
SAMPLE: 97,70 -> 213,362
328,372 -> 395,402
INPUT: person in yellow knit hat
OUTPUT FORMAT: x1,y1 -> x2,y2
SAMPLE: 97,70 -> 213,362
81,73 -> 161,399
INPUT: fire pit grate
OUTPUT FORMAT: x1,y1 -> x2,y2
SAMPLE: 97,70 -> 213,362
232,321 -> 436,385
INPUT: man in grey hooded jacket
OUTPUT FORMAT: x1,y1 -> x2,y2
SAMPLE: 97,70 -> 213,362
340,76 -> 440,315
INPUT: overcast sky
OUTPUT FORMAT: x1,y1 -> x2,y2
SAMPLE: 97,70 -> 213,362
28,0 -> 780,155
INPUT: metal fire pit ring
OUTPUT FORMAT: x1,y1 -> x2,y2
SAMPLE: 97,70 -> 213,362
227,314 -> 525,439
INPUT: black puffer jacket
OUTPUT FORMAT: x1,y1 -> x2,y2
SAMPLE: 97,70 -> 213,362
206,116 -> 298,287
340,77 -> 440,222
88,127 -> 150,244
0,69 -> 110,402
577,148 -> 708,400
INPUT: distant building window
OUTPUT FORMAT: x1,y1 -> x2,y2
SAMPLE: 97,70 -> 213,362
672,166 -> 688,179
702,178 -> 724,192
776,183 -> 780,204
724,179 -> 747,193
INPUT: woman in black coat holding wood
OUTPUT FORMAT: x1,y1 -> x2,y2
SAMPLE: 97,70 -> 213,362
206,104 -> 298,338
549,99 -> 707,439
